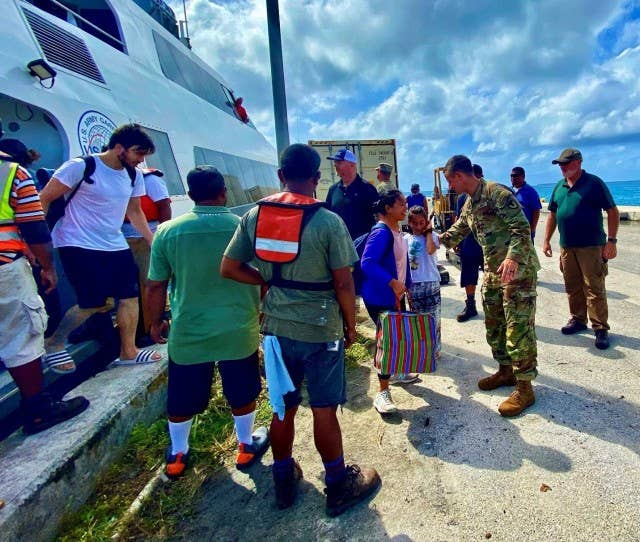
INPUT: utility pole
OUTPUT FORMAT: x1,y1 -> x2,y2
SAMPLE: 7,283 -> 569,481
266,0 -> 290,158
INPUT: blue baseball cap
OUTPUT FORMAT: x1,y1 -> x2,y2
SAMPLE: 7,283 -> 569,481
327,148 -> 357,163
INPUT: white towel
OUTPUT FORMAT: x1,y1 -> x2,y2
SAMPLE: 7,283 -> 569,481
262,335 -> 295,421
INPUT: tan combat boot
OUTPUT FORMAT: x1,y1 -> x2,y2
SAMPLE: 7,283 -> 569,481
477,364 -> 516,391
498,380 -> 535,417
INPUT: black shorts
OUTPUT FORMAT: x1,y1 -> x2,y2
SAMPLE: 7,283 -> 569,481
275,336 -> 347,410
58,246 -> 139,308
167,351 -> 261,417
459,251 -> 483,287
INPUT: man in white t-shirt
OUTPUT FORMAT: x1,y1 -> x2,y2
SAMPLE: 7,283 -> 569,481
122,168 -> 172,338
39,124 -> 164,370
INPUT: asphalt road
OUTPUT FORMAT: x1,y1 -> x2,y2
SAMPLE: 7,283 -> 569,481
170,214 -> 639,542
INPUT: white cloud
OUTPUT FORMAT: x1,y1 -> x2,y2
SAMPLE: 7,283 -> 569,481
168,0 -> 640,186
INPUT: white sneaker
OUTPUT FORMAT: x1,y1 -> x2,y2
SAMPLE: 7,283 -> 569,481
374,390 -> 398,414
389,373 -> 420,385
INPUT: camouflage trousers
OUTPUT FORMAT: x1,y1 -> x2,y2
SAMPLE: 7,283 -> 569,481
481,274 -> 538,381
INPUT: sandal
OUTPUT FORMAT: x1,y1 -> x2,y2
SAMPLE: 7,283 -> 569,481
114,349 -> 163,366
44,350 -> 76,374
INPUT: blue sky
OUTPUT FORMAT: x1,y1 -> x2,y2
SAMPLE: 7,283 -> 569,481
169,0 -> 640,190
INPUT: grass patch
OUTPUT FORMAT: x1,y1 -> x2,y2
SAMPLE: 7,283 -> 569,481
57,335 -> 372,540
57,381 -> 271,542
345,335 -> 375,369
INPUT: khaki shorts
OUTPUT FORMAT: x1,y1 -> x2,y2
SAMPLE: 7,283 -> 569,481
0,258 -> 48,368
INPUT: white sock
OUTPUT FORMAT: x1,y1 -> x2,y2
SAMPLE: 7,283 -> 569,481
169,418 -> 193,455
233,411 -> 256,446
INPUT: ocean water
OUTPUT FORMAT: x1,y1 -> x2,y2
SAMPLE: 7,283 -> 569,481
533,179 -> 640,206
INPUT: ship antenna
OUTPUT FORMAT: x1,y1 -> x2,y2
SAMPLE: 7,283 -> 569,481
180,0 -> 191,49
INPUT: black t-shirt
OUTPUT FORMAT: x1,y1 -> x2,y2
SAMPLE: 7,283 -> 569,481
325,175 -> 378,240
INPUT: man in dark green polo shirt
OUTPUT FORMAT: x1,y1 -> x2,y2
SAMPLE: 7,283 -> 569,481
542,148 -> 619,350
325,148 -> 379,239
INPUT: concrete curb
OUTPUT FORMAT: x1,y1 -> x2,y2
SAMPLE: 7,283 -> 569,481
0,348 -> 168,542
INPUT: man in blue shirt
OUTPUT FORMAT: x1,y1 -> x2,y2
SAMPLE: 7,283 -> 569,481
510,167 -> 541,239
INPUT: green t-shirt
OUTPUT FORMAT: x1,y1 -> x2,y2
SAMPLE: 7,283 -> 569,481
148,206 -> 260,364
224,201 -> 357,343
548,171 -> 616,248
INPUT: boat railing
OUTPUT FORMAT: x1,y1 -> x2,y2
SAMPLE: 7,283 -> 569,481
24,0 -> 125,49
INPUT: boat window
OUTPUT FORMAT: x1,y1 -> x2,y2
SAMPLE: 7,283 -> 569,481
132,0 -> 178,38
153,31 -> 240,120
140,127 -> 185,196
24,0 -> 126,52
194,147 -> 278,207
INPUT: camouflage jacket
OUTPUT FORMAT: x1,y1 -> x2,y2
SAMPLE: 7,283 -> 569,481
440,179 -> 540,285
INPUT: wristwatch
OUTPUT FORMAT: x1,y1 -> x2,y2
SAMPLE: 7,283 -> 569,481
607,237 -> 617,244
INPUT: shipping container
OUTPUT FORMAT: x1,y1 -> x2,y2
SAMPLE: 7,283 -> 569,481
308,139 -> 398,201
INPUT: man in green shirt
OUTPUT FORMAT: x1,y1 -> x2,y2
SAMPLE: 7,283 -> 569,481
221,144 -> 380,517
440,155 -> 540,417
543,148 -> 619,350
146,166 -> 268,480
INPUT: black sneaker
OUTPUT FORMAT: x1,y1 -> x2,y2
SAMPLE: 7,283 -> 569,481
595,329 -> 610,350
325,464 -> 381,517
561,318 -> 588,335
274,459 -> 303,509
22,392 -> 90,435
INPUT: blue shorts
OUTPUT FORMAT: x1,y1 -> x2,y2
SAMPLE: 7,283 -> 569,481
167,351 -> 261,416
59,246 -> 139,308
276,336 -> 346,409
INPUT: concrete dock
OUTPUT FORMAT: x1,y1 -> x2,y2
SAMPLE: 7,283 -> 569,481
171,215 -> 640,542
0,214 -> 638,541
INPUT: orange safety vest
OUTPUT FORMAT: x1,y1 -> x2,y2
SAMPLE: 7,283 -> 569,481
254,192 -> 333,291
0,160 -> 27,255
124,169 -> 164,223
139,194 -> 160,222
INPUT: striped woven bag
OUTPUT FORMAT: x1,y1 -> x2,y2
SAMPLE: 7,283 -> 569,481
374,311 -> 437,374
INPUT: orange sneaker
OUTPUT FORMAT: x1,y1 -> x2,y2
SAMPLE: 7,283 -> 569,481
165,448 -> 190,480
236,426 -> 270,470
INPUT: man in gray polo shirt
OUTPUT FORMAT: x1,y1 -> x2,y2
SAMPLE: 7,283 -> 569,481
221,144 -> 380,516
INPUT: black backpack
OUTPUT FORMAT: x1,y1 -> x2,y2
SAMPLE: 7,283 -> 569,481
352,222 -> 393,295
37,156 -> 136,230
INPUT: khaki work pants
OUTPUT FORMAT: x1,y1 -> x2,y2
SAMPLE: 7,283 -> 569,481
560,246 -> 609,331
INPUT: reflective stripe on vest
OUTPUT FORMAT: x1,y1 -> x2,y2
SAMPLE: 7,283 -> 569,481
254,193 -> 322,264
0,161 -> 19,225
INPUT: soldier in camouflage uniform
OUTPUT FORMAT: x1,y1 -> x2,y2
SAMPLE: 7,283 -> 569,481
439,155 -> 540,416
